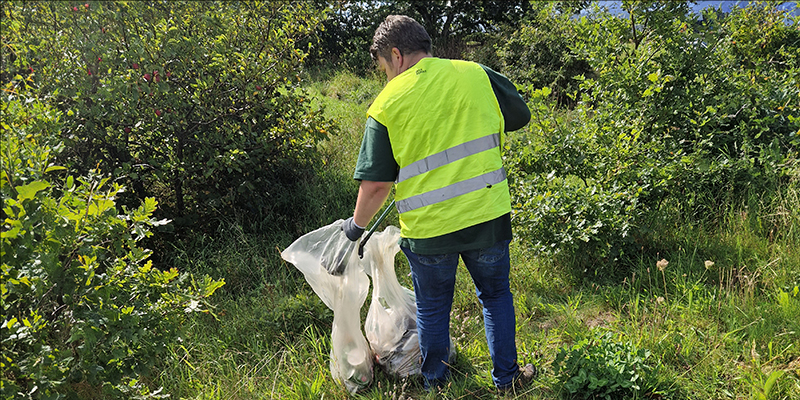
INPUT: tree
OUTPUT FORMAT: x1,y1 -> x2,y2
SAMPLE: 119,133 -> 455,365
394,0 -> 530,54
495,2 -> 595,107
311,0 -> 568,72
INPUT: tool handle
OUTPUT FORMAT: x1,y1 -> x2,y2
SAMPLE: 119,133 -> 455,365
358,200 -> 395,259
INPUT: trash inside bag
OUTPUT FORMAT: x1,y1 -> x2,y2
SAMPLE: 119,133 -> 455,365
360,226 -> 421,377
361,226 -> 458,377
281,220 -> 373,393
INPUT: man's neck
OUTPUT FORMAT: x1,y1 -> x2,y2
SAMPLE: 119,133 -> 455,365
402,52 -> 432,72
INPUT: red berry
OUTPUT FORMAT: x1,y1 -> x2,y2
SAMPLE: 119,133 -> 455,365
124,127 -> 131,133
97,57 -> 102,62
87,70 -> 92,76
73,6 -> 78,11
155,109 -> 162,117
85,3 -> 89,8
143,73 -> 151,81
132,63 -> 139,70
255,85 -> 262,90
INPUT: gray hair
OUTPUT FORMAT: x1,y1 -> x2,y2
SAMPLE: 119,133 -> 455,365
370,15 -> 432,62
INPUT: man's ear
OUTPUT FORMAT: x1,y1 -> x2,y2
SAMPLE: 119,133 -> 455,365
391,47 -> 402,62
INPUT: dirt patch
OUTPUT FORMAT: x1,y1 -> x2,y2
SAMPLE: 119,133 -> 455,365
788,357 -> 800,378
585,311 -> 618,329
538,316 -> 562,332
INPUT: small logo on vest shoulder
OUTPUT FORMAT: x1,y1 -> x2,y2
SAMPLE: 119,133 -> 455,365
416,69 -> 426,75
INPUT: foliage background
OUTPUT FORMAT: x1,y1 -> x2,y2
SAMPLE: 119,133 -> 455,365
2,1 -> 799,399
2,1 -> 336,238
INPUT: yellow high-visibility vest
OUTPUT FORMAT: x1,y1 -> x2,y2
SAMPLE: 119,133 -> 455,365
367,58 -> 512,239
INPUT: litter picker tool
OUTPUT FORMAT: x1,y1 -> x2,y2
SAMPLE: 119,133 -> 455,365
318,200 -> 397,276
358,200 -> 395,259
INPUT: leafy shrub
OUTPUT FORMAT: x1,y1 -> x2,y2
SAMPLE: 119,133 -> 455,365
495,3 -> 594,107
553,331 -> 657,399
1,1 -> 335,232
1,95 -> 224,398
508,86 -> 650,259
506,2 -> 799,273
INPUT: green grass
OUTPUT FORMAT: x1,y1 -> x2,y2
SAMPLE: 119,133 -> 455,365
304,67 -> 385,174
155,70 -> 800,400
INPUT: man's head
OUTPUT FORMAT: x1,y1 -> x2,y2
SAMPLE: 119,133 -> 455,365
370,15 -> 431,64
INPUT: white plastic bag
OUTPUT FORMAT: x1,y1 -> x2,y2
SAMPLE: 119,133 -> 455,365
281,220 -> 373,393
360,226 -> 422,377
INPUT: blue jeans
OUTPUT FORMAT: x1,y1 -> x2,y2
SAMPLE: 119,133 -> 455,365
401,240 -> 518,389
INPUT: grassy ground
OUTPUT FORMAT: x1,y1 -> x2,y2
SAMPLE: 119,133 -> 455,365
158,70 -> 800,399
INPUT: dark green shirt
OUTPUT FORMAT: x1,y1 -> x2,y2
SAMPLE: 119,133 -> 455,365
354,63 -> 530,254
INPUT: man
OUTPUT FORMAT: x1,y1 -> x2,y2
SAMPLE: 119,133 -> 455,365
341,15 -> 533,391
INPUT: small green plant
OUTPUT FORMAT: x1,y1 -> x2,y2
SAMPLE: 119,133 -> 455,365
746,369 -> 786,400
742,341 -> 791,400
553,331 -> 656,399
776,286 -> 799,320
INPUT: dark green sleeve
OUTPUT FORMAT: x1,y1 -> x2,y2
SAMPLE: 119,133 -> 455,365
480,64 -> 531,132
353,117 -> 398,182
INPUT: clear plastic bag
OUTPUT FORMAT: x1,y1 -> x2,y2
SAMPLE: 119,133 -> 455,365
361,226 -> 457,377
281,220 -> 373,393
360,226 -> 422,377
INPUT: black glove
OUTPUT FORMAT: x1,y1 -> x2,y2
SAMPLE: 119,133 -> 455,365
342,217 -> 365,241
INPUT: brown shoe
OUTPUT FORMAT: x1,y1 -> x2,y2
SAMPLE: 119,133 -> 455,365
498,363 -> 537,393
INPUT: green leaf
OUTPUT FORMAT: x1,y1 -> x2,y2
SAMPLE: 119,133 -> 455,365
141,197 -> 158,214
16,181 -> 50,201
45,165 -> 67,173
88,199 -> 115,216
1,223 -> 22,239
201,275 -> 225,297
763,370 -> 785,396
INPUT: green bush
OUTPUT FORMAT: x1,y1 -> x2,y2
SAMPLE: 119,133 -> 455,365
1,1 -> 335,231
508,85 -> 659,277
1,95 -> 224,398
495,3 -> 594,107
554,331 -> 657,399
506,2 -> 799,274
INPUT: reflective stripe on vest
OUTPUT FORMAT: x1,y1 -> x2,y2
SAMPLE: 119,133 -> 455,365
396,167 -> 507,213
396,133 -> 501,184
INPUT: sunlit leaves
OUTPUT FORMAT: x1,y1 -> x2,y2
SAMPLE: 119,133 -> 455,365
504,1 -> 798,278
1,96 -> 224,398
2,1 -> 334,232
